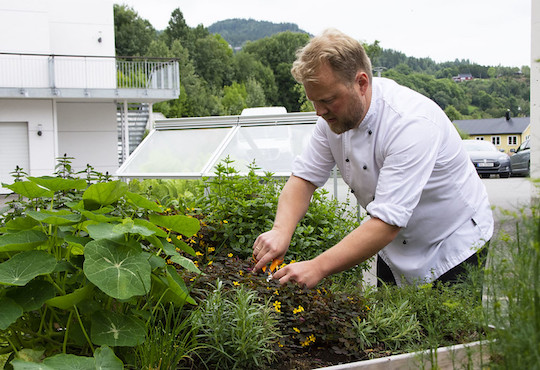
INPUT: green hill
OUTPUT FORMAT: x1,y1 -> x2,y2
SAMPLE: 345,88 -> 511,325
208,18 -> 310,49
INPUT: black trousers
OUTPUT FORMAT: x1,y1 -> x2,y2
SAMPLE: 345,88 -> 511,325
377,245 -> 488,287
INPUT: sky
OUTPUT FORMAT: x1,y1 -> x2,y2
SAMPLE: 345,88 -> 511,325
117,0 -> 532,68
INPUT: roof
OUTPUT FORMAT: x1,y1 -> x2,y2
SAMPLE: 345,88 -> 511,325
453,116 -> 530,135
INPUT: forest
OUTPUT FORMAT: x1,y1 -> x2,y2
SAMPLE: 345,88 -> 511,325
114,4 -> 530,121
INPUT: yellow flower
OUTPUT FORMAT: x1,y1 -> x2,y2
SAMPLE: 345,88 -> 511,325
195,251 -> 204,257
208,247 -> 215,253
233,281 -> 240,286
207,260 -> 213,266
223,220 -> 228,224
166,238 -> 172,242
273,300 -> 282,312
292,305 -> 305,314
273,290 -> 279,295
301,334 -> 316,347
166,259 -> 173,265
293,327 -> 300,333
228,253 -> 233,258
238,270 -> 244,276
177,235 -> 182,240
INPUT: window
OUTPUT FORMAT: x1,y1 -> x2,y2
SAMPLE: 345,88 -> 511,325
508,136 -> 517,145
491,136 -> 501,145
475,137 -> 484,140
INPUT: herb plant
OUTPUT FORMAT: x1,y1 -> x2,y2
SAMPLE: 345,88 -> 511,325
0,164 -> 201,367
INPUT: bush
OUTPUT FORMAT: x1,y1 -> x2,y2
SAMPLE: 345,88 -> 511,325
189,279 -> 280,368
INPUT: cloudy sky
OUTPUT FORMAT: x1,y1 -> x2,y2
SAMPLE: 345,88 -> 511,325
118,0 -> 531,68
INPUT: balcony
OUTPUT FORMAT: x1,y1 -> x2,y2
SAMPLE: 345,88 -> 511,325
0,53 -> 180,102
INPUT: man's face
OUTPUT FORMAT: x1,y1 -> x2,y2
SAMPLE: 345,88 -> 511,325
304,63 -> 369,135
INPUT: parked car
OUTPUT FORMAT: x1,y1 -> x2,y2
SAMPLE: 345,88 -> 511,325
462,140 -> 511,178
510,138 -> 530,176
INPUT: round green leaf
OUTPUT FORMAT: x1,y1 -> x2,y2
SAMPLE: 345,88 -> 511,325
27,210 -> 82,226
4,217 -> 40,231
83,239 -> 150,299
2,181 -> 54,199
0,251 -> 56,286
149,214 -> 200,237
82,181 -> 128,210
94,346 -> 124,369
170,254 -> 201,275
28,176 -> 87,192
42,353 -> 95,370
91,311 -> 145,347
8,280 -> 56,311
46,284 -> 94,310
125,191 -> 163,212
166,265 -> 196,305
0,296 -> 23,330
0,230 -> 48,253
86,223 -> 123,241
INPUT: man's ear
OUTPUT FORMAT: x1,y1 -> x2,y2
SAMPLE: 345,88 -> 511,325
355,71 -> 370,94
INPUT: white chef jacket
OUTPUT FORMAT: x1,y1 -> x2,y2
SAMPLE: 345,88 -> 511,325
292,77 -> 493,285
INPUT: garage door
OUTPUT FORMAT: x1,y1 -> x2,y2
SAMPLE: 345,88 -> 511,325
0,122 -> 29,193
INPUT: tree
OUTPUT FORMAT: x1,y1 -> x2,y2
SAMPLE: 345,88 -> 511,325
114,4 -> 156,57
191,34 -> 233,89
222,82 -> 247,115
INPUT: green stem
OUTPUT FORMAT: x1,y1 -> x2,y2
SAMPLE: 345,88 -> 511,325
63,310 -> 74,354
46,275 -> 66,295
73,305 -> 94,353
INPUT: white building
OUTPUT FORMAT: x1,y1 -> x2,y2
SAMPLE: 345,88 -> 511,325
0,0 -> 179,193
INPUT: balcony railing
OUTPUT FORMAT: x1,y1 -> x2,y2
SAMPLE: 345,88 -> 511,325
0,53 -> 179,93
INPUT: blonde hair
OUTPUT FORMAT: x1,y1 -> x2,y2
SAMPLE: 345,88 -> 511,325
291,28 -> 373,85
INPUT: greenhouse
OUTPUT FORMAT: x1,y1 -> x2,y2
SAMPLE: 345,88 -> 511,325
117,110 -> 318,179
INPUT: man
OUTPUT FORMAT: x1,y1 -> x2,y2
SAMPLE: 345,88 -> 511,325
252,29 -> 493,288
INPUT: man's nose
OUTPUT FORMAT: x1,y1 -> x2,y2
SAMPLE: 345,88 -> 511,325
313,102 -> 328,117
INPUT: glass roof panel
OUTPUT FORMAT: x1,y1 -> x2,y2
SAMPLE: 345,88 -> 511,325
210,124 -> 315,175
119,127 -> 232,174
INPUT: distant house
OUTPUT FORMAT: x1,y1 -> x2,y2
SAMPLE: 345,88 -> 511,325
453,113 -> 531,153
452,73 -> 474,82
0,0 -> 180,194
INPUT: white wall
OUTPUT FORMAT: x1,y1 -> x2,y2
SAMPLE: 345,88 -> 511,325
0,0 -> 114,56
531,0 -> 540,183
0,99 -> 57,176
56,102 -> 118,175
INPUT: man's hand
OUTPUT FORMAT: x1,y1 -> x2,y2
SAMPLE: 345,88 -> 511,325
272,260 -> 324,289
252,229 -> 290,273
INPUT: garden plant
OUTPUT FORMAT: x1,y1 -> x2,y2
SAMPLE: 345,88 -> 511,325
0,157 -> 537,369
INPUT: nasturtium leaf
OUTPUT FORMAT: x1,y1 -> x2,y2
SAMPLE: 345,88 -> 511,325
82,181 -> 128,210
0,251 -> 56,286
2,181 -> 54,199
170,238 -> 196,257
86,223 -> 124,241
11,360 -> 53,370
170,255 -> 201,275
149,214 -> 200,237
112,218 -> 155,237
145,235 -> 163,250
91,310 -> 146,347
81,210 -> 121,223
133,218 -> 167,238
4,217 -> 39,231
46,284 -> 94,310
0,230 -> 48,253
27,210 -> 82,226
83,239 -> 150,299
8,280 -> 56,311
42,353 -> 95,370
166,265 -> 196,305
64,235 -> 91,255
125,192 -> 163,212
0,296 -> 23,330
27,176 -> 87,192
94,345 -> 124,369
162,241 -> 178,256
143,252 -> 166,270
